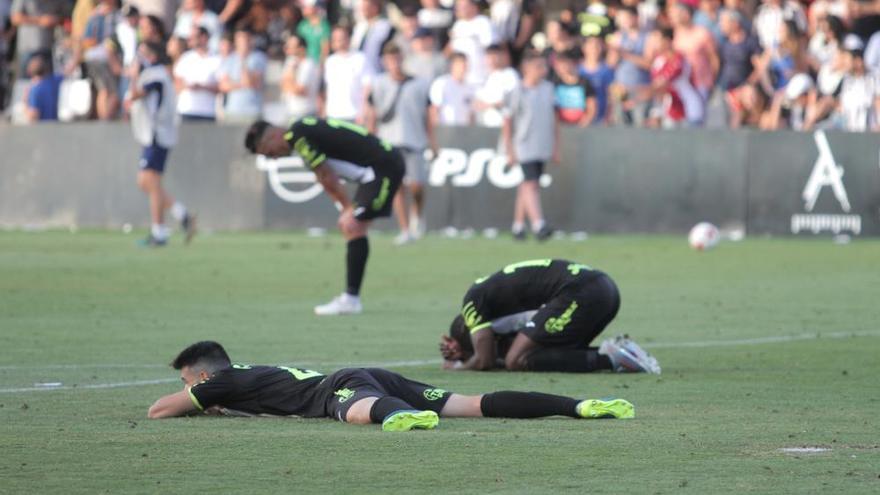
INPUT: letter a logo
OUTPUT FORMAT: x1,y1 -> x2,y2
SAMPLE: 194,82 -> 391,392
802,131 -> 851,212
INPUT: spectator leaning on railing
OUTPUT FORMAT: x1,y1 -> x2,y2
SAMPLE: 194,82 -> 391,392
473,43 -> 519,127
322,24 -> 370,123
218,27 -> 267,121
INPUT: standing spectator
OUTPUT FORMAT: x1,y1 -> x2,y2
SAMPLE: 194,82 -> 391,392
607,6 -> 652,126
10,0 -> 63,76
670,2 -> 719,102
390,5 -> 419,62
473,43 -> 519,127
322,25 -> 369,122
694,0 -> 724,44
429,51 -> 474,125
753,0 -> 806,51
489,0 -> 519,48
366,44 -> 436,245
297,0 -> 330,63
79,0 -> 123,120
449,0 -> 496,84
174,26 -> 221,121
543,19 -> 578,67
510,0 -> 541,66
761,72 -> 811,130
810,15 -> 845,72
580,35 -> 614,125
644,28 -> 704,127
126,41 -> 195,247
166,35 -> 187,66
173,0 -> 222,52
718,9 -> 762,126
503,51 -> 558,242
116,4 -> 140,102
756,20 -> 806,96
23,53 -> 62,121
280,33 -> 320,122
838,47 -> 880,132
218,28 -> 267,121
418,0 -> 453,49
402,27 -> 447,80
129,0 -> 178,34
552,47 -> 596,127
351,0 -> 394,75
139,14 -> 167,45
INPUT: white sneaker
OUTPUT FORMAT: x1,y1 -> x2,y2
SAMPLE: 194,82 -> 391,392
393,231 -> 414,246
599,335 -> 661,374
314,293 -> 362,316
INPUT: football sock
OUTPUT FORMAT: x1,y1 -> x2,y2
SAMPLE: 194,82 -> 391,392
345,237 -> 369,296
524,348 -> 613,373
480,391 -> 579,418
511,222 -> 524,233
151,223 -> 170,240
369,396 -> 416,423
532,219 -> 546,233
170,202 -> 188,222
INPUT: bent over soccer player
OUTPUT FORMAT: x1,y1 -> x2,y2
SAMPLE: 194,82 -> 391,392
245,117 -> 405,315
440,259 -> 661,373
147,341 -> 635,430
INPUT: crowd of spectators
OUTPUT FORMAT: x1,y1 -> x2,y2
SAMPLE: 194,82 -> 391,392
2,0 -> 880,132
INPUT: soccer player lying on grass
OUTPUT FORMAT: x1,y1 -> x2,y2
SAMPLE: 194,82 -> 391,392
245,117 -> 405,316
147,341 -> 635,431
440,259 -> 661,373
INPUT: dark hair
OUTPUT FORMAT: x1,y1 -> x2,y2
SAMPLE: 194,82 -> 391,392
171,341 -> 231,371
449,51 -> 468,63
290,33 -> 308,47
557,47 -> 582,61
659,27 -> 675,41
486,43 -> 504,52
144,14 -> 166,41
381,42 -> 401,56
619,5 -> 638,16
142,41 -> 170,64
824,15 -> 845,43
27,53 -> 49,77
196,26 -> 210,38
449,315 -> 474,355
245,120 -> 272,153
522,49 -> 546,63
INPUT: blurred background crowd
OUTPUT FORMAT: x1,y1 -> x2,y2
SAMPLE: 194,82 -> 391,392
2,0 -> 880,131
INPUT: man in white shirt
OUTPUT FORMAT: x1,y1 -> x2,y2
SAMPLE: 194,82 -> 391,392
125,42 -> 195,247
174,26 -> 221,121
173,0 -> 221,52
351,0 -> 394,74
281,34 -> 321,122
449,0 -> 497,84
474,43 -> 519,127
323,25 -> 370,123
429,52 -> 474,125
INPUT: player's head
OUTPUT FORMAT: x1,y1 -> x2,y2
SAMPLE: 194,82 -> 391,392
244,120 -> 290,157
449,315 -> 474,357
171,341 -> 232,386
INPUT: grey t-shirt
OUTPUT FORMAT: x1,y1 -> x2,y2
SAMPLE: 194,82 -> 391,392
370,74 -> 431,150
11,0 -> 62,60
506,80 -> 556,163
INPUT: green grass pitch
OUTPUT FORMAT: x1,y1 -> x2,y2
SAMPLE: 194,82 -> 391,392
1,230 -> 878,494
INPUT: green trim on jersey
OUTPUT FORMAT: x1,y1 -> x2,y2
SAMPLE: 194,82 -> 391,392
545,301 -> 579,334
188,388 -> 204,410
372,177 -> 391,210
469,321 -> 492,334
502,259 -> 553,274
462,301 -> 485,331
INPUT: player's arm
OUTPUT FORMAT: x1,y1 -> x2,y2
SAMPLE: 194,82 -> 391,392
456,327 -> 495,371
313,163 -> 352,210
147,388 -> 199,419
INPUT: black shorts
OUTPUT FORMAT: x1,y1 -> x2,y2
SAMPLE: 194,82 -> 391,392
520,160 -> 545,181
321,368 -> 452,422
522,272 -> 620,348
352,151 -> 405,221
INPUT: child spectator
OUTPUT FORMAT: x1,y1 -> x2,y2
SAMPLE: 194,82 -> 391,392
429,52 -> 474,125
552,47 -> 596,127
580,35 -> 614,125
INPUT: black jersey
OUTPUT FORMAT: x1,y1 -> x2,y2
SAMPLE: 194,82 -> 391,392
461,259 -> 600,332
188,364 -> 330,417
284,117 -> 396,172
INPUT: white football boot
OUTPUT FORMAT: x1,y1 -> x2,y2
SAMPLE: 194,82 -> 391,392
599,335 -> 661,374
314,293 -> 363,316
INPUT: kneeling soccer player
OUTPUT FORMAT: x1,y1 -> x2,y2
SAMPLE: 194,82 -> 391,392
245,117 -> 406,315
440,259 -> 661,373
147,341 -> 635,430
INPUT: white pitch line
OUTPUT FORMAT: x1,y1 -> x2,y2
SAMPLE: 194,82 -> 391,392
1,330 -> 878,394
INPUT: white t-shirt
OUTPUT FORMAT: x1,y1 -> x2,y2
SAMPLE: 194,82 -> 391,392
753,1 -> 806,50
282,56 -> 320,121
839,72 -> 879,132
323,51 -> 370,120
429,74 -> 474,125
449,15 -> 496,84
475,67 -> 519,127
174,50 -> 221,118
